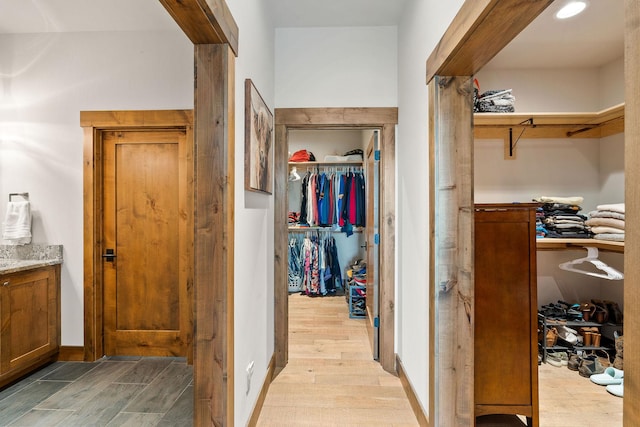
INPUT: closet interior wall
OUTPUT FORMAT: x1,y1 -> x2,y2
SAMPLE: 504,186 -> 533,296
288,129 -> 374,294
473,63 -> 625,334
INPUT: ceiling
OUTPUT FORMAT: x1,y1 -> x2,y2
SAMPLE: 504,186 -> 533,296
0,0 -> 624,69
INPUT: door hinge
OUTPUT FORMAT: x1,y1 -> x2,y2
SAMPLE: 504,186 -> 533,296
374,234 -> 380,245
374,150 -> 380,161
374,317 -> 379,327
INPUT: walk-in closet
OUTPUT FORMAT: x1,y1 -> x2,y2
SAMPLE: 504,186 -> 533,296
287,129 -> 373,318
471,1 -> 625,424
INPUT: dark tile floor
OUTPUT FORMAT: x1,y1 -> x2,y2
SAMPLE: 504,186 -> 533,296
0,356 -> 193,426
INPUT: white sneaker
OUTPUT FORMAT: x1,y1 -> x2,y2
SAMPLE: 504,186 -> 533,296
557,325 -> 578,344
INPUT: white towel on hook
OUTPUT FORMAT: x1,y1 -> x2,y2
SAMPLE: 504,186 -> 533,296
2,201 -> 32,245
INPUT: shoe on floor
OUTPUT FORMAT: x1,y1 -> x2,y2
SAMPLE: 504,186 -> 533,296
547,351 -> 568,367
567,352 -> 581,371
606,379 -> 624,397
591,367 -> 624,386
578,355 -> 607,378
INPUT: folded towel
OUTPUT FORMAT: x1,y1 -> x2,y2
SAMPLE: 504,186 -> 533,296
588,210 -> 625,220
2,201 -> 32,245
585,217 -> 625,230
590,226 -> 625,234
597,203 -> 625,214
534,196 -> 584,206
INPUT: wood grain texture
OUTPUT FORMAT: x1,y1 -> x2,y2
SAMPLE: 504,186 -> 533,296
80,110 -> 193,128
102,130 -> 189,358
474,205 -> 538,425
82,110 -> 194,364
158,0 -> 238,55
274,124 -> 289,375
193,43 -> 235,427
474,103 -> 625,140
432,76 -> 474,427
624,0 -> 640,424
256,294 -> 419,426
426,0 -> 553,83
428,80 -> 436,426
0,266 -> 60,387
275,107 -> 398,127
247,355 -> 275,427
379,123 -> 396,374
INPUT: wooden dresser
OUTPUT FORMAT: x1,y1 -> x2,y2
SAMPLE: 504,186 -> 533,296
474,203 -> 539,426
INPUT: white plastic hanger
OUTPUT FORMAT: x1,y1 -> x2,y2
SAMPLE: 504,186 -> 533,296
558,247 -> 624,280
288,166 -> 301,182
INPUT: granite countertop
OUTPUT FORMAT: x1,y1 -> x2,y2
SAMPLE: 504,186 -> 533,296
0,244 -> 63,275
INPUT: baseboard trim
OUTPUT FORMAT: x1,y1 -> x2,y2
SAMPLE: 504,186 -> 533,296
397,354 -> 429,426
247,353 -> 276,427
57,346 -> 85,361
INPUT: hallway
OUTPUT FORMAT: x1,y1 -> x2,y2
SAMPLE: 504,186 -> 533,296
256,293 -> 419,426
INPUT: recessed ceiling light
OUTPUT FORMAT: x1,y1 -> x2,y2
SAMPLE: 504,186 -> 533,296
556,1 -> 588,19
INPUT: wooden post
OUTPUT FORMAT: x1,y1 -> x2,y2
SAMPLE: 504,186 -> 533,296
430,76 -> 474,426
274,123 -> 289,375
193,43 -> 235,426
624,0 -> 640,424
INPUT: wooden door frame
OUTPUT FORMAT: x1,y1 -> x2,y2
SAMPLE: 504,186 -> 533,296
426,0 -> 639,425
273,107 -> 398,375
81,110 -> 194,363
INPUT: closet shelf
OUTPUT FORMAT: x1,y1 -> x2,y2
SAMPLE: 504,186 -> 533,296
474,103 -> 624,139
289,161 -> 363,167
536,238 -> 624,254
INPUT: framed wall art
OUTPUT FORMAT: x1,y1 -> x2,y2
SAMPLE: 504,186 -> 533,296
244,79 -> 273,194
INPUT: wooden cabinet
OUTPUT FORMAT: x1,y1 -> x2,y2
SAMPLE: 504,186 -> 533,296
0,265 -> 60,387
474,204 -> 538,426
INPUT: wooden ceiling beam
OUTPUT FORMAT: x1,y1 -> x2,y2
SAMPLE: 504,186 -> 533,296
159,0 -> 239,56
426,0 -> 553,82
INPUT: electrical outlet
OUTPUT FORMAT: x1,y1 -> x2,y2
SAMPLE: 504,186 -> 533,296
246,361 -> 254,395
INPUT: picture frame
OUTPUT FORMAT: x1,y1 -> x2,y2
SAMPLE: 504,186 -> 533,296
244,79 -> 273,194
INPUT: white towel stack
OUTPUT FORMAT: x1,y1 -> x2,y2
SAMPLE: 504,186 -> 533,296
2,201 -> 32,245
586,203 -> 625,242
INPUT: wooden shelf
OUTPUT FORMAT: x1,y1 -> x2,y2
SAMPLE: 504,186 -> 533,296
289,161 -> 362,167
474,103 -> 624,139
536,238 -> 624,253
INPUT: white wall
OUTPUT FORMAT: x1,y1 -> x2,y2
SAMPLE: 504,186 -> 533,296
275,26 -> 397,107
397,0 -> 465,417
225,0 -> 276,424
0,29 -> 193,347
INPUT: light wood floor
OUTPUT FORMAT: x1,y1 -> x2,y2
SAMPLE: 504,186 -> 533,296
256,293 -> 420,426
257,293 -> 623,427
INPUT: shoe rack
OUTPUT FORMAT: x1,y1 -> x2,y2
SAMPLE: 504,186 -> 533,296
538,314 -> 613,363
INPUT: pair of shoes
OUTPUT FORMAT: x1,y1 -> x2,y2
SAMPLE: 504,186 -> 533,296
578,354 -> 608,378
556,325 -> 578,344
590,367 -> 623,386
547,351 -> 568,367
606,379 -> 624,397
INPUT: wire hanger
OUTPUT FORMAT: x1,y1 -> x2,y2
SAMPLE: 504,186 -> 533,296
558,247 -> 624,280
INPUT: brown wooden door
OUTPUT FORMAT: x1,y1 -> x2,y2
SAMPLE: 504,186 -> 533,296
102,129 -> 192,357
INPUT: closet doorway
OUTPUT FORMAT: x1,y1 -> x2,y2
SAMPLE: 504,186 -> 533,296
273,107 -> 397,375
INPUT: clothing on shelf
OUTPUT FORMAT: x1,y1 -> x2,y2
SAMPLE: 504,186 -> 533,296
533,196 -> 591,239
587,203 -> 625,241
296,168 -> 365,234
287,232 -> 342,296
